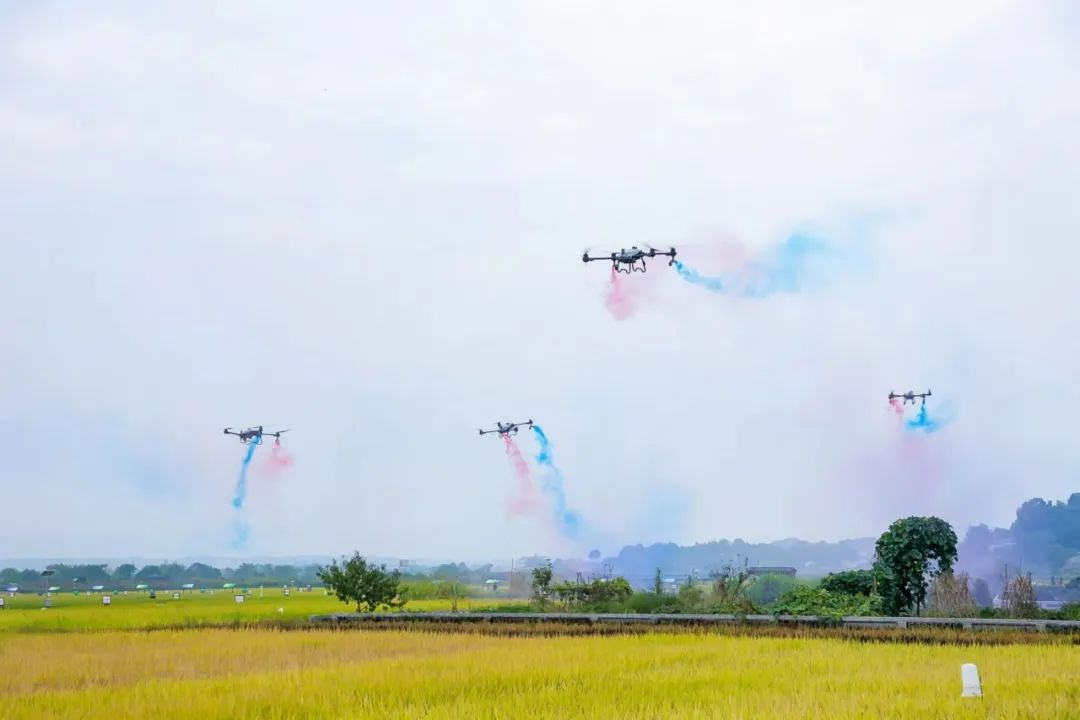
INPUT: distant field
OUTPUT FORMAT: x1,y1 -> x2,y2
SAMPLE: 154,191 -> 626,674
0,589 -> 508,633
3,627 -> 1079,718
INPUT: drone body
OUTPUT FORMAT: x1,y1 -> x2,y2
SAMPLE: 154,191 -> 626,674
478,420 -> 533,437
223,426 -> 291,445
887,390 -> 932,406
583,246 -> 677,273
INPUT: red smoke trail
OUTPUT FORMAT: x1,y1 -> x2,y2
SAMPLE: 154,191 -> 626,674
266,439 -> 294,474
605,266 -> 634,320
889,398 -> 904,417
503,435 -> 540,515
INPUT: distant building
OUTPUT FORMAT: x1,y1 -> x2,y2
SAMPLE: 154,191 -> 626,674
747,567 -> 797,578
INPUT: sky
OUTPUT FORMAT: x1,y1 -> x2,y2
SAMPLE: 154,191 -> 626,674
2,1 -> 1079,562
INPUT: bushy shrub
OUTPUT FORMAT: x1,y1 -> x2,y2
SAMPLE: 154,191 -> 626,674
1055,602 -> 1080,620
819,569 -> 876,597
552,577 -> 633,610
748,574 -> 797,607
626,592 -> 670,614
770,586 -> 883,619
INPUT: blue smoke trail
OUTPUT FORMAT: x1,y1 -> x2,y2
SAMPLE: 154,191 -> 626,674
231,440 -> 259,510
906,401 -> 950,433
530,425 -> 583,539
673,234 -> 837,297
231,520 -> 250,548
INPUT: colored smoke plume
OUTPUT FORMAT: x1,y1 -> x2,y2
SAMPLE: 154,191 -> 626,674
604,266 -> 635,320
531,425 -> 583,539
888,398 -> 904,416
231,519 -> 250,548
503,435 -> 540,515
265,439 -> 294,474
231,440 -> 259,510
674,234 -> 839,297
906,400 -> 950,433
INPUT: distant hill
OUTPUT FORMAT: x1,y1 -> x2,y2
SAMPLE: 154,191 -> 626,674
610,537 -> 876,581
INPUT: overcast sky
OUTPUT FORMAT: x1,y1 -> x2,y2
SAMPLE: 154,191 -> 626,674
2,1 -> 1078,562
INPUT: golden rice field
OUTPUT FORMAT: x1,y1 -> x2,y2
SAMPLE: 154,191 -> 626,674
3,627 -> 1080,718
2,591 -> 1079,718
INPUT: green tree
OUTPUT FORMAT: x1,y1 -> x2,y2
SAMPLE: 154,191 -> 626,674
653,567 -> 664,595
134,565 -> 163,583
157,563 -> 186,585
530,561 -> 553,609
185,563 -> 223,582
112,564 -> 137,583
874,516 -> 958,616
317,553 -> 405,612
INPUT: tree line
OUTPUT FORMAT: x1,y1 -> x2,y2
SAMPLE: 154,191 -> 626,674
0,562 -> 324,590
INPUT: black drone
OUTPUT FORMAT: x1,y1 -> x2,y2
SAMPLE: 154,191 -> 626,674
223,426 -> 291,445
582,246 -> 677,273
478,420 -> 533,437
888,390 -> 931,406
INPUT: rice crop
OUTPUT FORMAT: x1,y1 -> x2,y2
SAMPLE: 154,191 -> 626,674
2,627 -> 1078,719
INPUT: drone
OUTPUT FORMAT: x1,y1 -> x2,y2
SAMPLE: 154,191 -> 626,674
478,420 -> 533,437
888,390 -> 931,406
582,246 -> 677,274
223,426 -> 291,445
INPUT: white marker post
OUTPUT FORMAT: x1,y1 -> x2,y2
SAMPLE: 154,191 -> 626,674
961,664 -> 983,697
234,594 -> 245,604
102,595 -> 111,606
